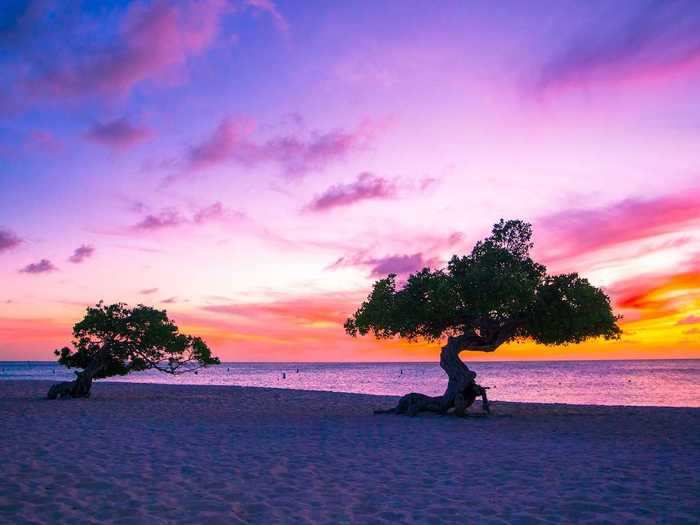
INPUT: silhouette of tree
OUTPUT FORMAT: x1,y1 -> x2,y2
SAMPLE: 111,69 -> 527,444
345,219 -> 621,416
48,302 -> 219,399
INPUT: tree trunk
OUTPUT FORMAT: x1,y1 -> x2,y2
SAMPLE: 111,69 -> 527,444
47,359 -> 102,400
376,335 -> 490,416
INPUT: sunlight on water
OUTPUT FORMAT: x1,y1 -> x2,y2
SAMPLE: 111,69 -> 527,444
1,360 -> 698,407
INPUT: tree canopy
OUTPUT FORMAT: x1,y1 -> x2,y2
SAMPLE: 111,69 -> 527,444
55,302 -> 220,379
345,220 -> 621,351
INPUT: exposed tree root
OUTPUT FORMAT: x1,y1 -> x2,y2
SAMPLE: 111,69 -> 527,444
375,336 -> 491,416
47,367 -> 97,399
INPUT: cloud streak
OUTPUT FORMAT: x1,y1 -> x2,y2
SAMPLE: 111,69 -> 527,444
538,189 -> 700,262
536,2 -> 700,95
203,294 -> 360,326
677,314 -> 700,326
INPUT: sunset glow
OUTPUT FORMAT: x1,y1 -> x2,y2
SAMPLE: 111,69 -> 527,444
1,0 -> 699,361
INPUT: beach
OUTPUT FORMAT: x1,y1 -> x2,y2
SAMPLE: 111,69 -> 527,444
1,381 -> 698,524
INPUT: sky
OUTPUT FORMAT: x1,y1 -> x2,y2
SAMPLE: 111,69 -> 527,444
1,0 -> 699,362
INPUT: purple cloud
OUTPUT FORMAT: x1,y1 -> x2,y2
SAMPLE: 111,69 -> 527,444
19,259 -> 56,274
0,229 -> 22,253
2,0 -> 290,105
161,297 -> 178,304
186,116 -> 382,177
21,0 -> 231,100
260,126 -> 374,177
132,209 -> 186,231
193,202 -> 238,224
365,253 -> 433,277
537,189 -> 700,262
140,288 -> 159,295
307,172 -> 398,212
85,118 -> 151,149
188,117 -> 256,170
536,2 -> 700,94
328,232 -> 464,278
68,245 -> 95,264
330,252 -> 437,278
132,202 -> 239,231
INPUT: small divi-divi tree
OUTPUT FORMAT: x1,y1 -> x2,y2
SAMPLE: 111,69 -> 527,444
345,220 -> 621,416
48,302 -> 220,399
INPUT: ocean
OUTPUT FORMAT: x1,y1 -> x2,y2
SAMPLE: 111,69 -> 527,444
1,359 -> 698,407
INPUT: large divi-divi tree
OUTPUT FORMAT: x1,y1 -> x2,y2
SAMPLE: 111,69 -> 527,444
345,220 -> 621,416
48,302 -> 220,399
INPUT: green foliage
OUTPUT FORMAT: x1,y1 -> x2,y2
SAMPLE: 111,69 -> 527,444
524,274 -> 621,344
345,219 -> 621,349
55,302 -> 220,378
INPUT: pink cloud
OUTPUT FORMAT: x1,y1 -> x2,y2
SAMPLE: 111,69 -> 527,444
19,259 -> 57,274
192,202 -> 241,224
261,124 -> 375,177
0,229 -> 22,253
366,253 -> 435,277
27,0 -> 230,99
186,116 -> 382,177
203,294 -> 360,326
307,172 -> 398,212
85,118 -> 151,149
133,209 -> 186,231
677,315 -> 700,326
537,189 -> 700,262
329,231 -> 465,278
177,291 -> 429,362
131,202 -> 241,231
536,3 -> 700,95
330,251 -> 441,278
605,257 -> 700,320
68,245 -> 95,264
188,116 -> 256,170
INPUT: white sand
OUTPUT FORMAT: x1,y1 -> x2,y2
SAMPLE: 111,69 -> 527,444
1,381 -> 698,524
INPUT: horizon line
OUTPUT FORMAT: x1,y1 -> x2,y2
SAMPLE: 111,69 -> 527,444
1,357 -> 698,364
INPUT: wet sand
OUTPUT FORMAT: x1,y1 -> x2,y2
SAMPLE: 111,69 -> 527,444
1,380 -> 698,524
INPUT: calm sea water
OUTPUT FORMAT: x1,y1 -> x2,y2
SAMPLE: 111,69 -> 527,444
1,360 -> 698,407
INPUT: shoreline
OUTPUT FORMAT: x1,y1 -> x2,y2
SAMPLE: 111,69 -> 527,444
8,378 -> 700,411
2,380 -> 699,523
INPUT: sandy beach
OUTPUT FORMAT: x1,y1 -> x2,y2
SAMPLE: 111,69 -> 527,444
1,380 -> 698,524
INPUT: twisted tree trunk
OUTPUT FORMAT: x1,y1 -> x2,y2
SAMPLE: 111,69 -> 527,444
47,358 -> 103,399
376,335 -> 491,416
